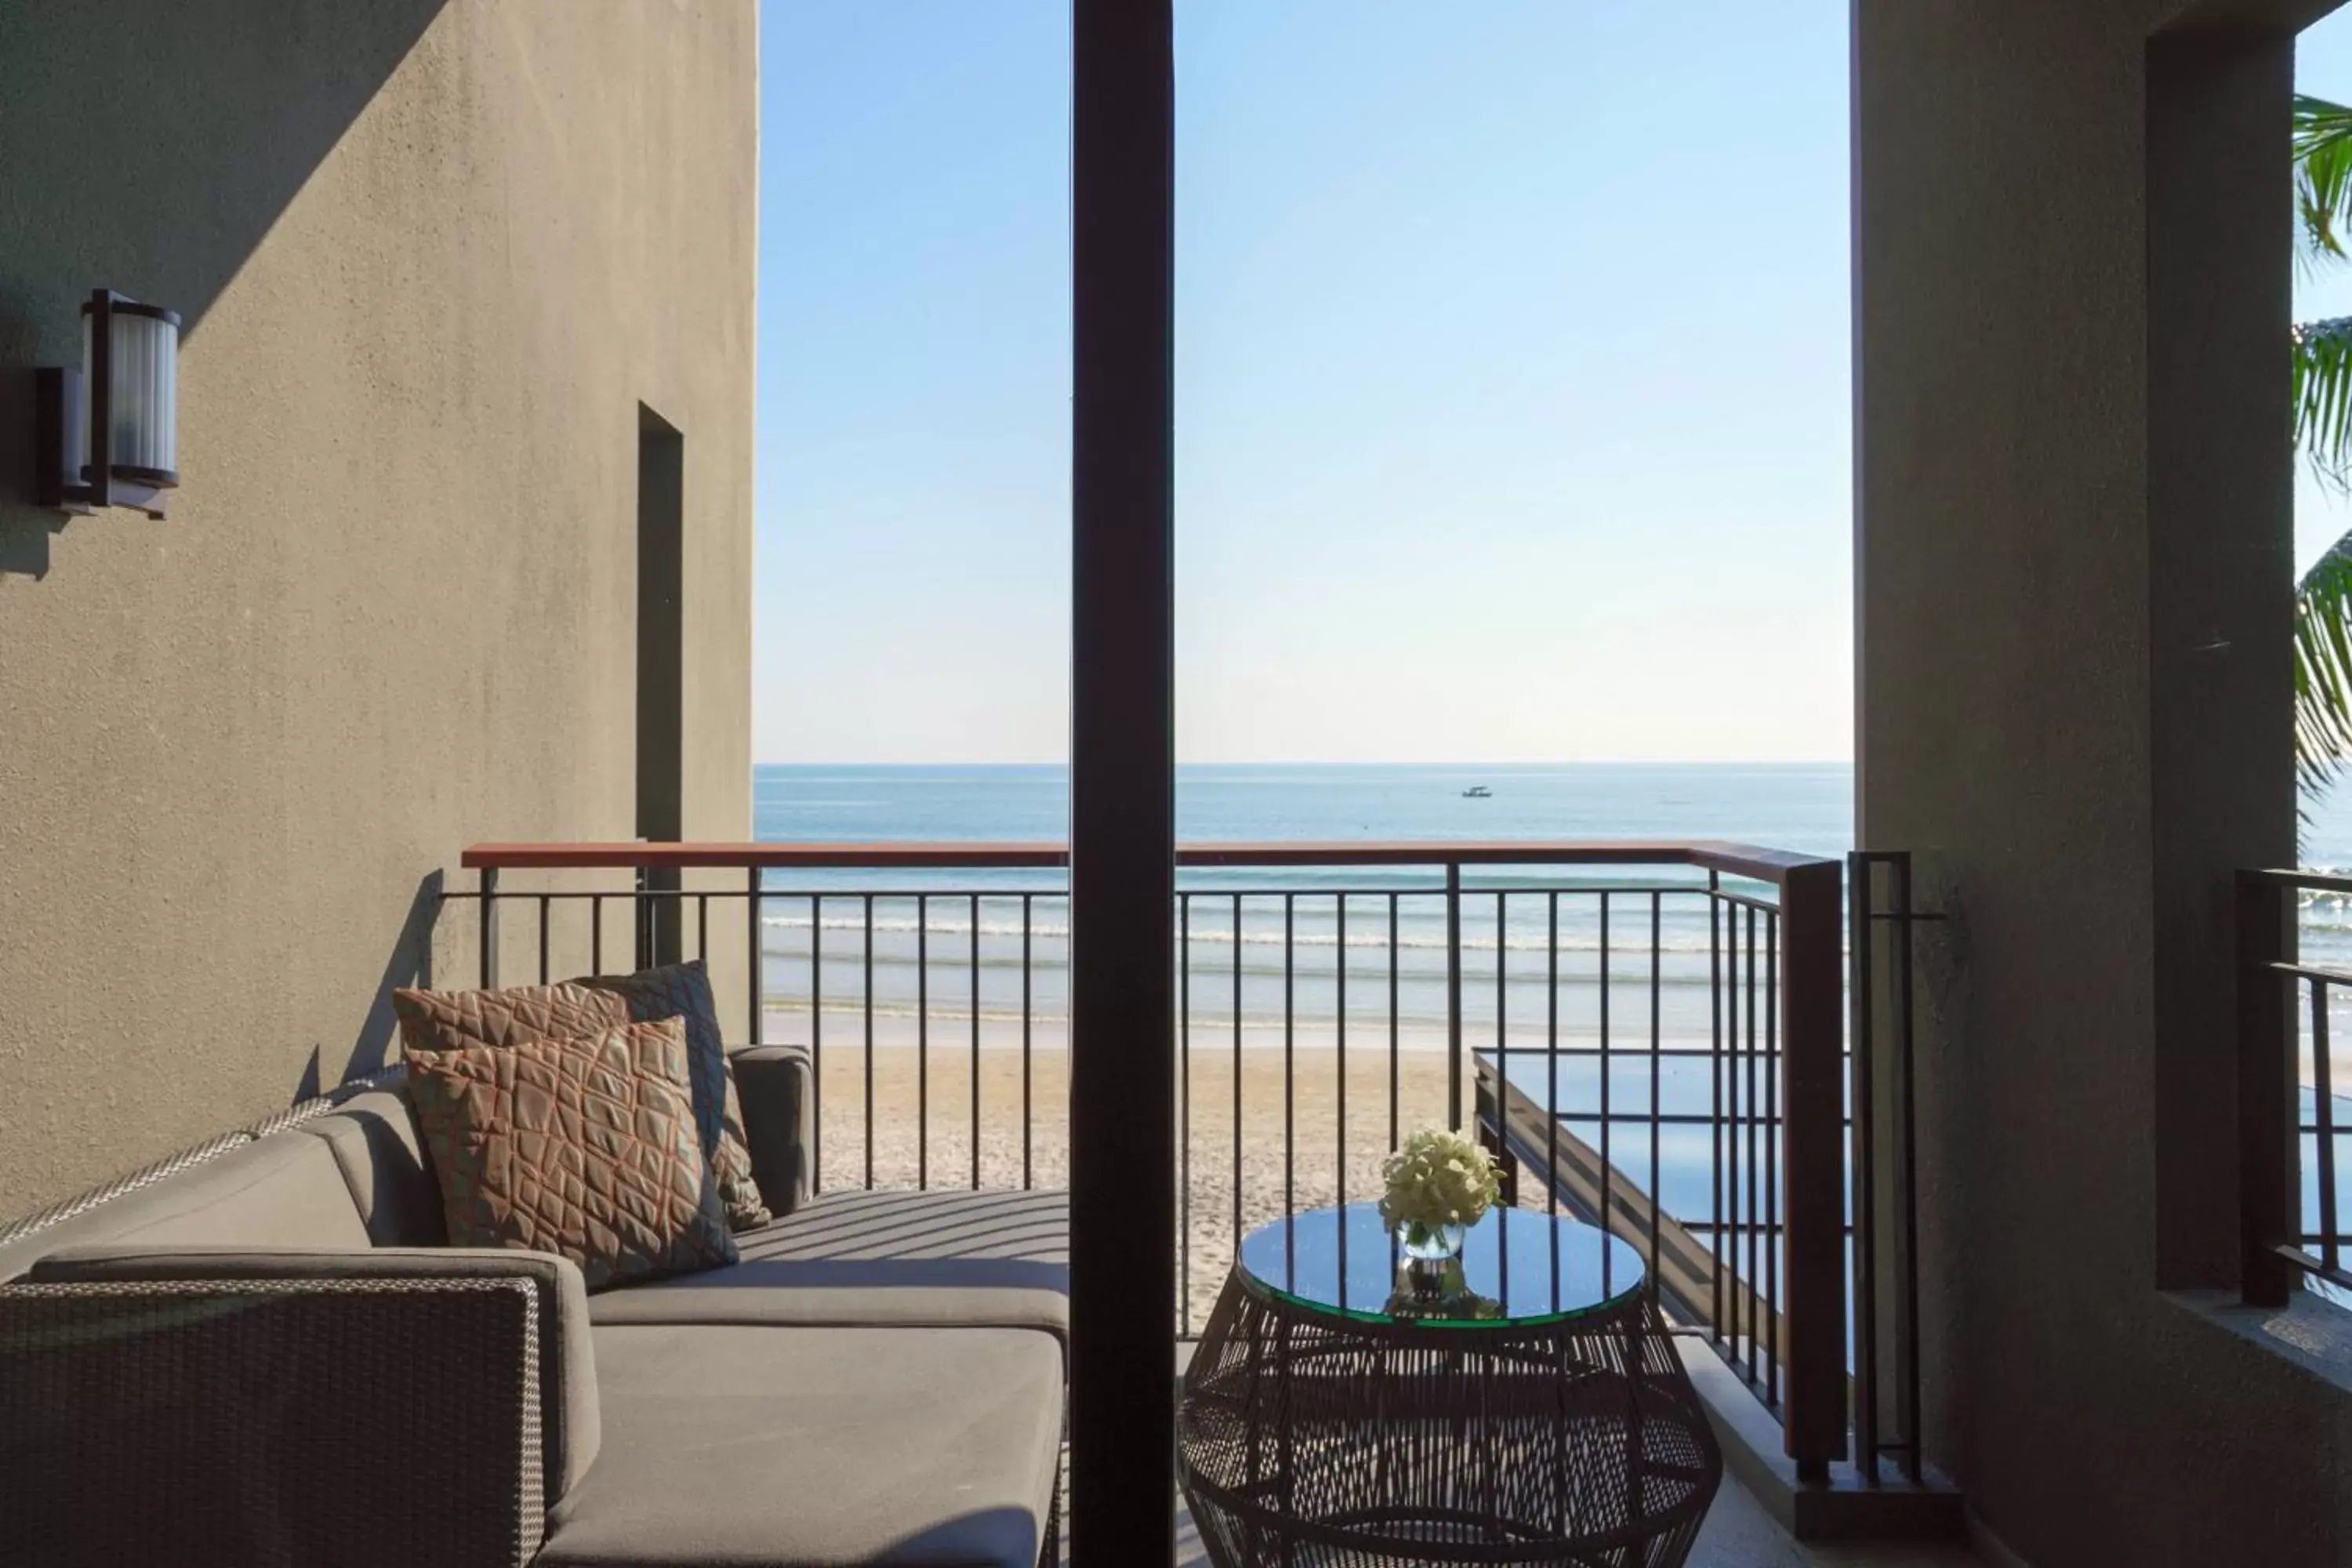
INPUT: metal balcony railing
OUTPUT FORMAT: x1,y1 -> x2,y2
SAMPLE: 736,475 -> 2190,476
443,838 -> 1923,1485
2237,867 -> 2352,1305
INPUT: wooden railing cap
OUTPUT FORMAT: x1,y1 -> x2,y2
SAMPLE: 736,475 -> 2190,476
460,839 -> 1838,884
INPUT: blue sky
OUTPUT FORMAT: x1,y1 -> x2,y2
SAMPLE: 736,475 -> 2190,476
756,4 -> 2352,766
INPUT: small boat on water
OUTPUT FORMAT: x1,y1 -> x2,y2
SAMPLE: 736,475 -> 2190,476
1461,785 -> 1493,799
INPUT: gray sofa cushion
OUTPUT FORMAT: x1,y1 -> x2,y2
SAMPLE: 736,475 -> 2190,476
26,1243 -> 602,1502
585,1188 -> 1068,1341
539,1324 -> 1062,1568
296,1087 -> 446,1247
0,1129 -> 368,1281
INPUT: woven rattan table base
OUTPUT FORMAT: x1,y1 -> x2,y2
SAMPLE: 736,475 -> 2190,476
1178,1276 -> 1721,1567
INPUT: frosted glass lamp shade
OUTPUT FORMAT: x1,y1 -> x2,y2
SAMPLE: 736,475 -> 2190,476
80,292 -> 180,487
36,289 -> 183,517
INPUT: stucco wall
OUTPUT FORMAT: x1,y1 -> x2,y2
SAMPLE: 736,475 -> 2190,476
1856,2 -> 2352,1562
0,0 -> 756,1217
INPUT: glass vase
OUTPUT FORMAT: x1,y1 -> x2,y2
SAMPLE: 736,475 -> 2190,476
1396,1218 -> 1467,1297
1397,1218 -> 1466,1261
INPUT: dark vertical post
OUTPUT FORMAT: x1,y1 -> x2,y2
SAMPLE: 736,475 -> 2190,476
1778,858 -> 1848,1476
637,406 -> 686,966
2238,873 -> 2292,1307
746,866 -> 763,1047
1070,0 -> 1176,1556
1848,853 -> 1880,1483
1893,851 -> 1922,1483
478,866 -> 499,988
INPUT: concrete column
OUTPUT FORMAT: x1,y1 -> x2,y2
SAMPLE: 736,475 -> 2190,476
1857,3 -> 2341,1562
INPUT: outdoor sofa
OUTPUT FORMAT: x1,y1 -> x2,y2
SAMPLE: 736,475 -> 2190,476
0,1046 -> 1068,1567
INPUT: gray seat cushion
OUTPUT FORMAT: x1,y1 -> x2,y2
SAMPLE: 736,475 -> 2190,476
539,1324 -> 1062,1568
586,1189 -> 1068,1341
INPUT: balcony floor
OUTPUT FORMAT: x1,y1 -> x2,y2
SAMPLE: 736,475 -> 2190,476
1131,1344 -> 1980,1568
1062,1469 -> 1984,1566
1688,1476 -> 1984,1568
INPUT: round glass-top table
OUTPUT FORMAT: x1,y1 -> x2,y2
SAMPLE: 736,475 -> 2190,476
1237,1202 -> 1647,1327
1179,1204 -> 1721,1567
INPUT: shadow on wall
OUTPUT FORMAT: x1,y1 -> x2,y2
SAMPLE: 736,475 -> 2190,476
293,869 -> 445,1101
0,0 -> 448,579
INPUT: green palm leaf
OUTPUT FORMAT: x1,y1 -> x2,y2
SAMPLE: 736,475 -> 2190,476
2296,95 -> 2352,263
2294,316 -> 2352,489
2297,533 -> 2352,797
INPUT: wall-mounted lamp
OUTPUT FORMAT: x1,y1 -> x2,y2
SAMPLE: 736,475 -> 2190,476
34,289 -> 180,518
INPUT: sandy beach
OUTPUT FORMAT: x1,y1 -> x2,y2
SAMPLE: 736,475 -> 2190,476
781,1025 -> 1471,1330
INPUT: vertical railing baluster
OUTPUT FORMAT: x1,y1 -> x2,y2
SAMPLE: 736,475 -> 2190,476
1600,891 -> 1613,1296
810,895 -> 822,1194
1496,892 -> 1508,1162
864,895 -> 876,1190
479,866 -> 499,988
1546,891 -> 1559,1218
1233,892 -> 1244,1251
1447,863 -> 1465,1131
1766,906 -> 1780,1409
746,866 -> 763,1047
1747,903 -> 1760,1386
1336,893 -> 1347,1218
918,894 -> 929,1191
2315,980 -> 2339,1276
1712,869 -> 1731,1354
971,892 -> 982,1192
1284,892 -> 1296,1227
1650,891 -> 1663,1305
1181,891 -> 1192,1333
1022,893 -> 1035,1192
1388,895 -> 1400,1152
1545,890 -> 1561,1294
697,893 -> 709,964
641,866 -> 657,971
1729,898 -> 1745,1371
591,893 -> 603,978
537,894 -> 551,984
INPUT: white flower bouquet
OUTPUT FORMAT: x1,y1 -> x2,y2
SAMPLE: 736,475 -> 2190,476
1378,1127 -> 1502,1257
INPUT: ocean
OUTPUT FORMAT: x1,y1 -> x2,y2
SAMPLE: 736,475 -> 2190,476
753,763 -> 1850,1049
751,761 -> 2352,1040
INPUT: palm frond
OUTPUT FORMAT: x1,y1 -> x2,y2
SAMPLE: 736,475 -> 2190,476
2294,316 -> 2352,490
2296,532 -> 2352,799
2296,95 -> 2352,263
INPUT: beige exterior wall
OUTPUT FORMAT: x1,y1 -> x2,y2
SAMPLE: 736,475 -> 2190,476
0,0 -> 756,1217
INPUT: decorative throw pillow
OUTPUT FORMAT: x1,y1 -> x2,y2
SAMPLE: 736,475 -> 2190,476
575,960 -> 770,1230
403,1018 -> 738,1290
392,979 -> 630,1057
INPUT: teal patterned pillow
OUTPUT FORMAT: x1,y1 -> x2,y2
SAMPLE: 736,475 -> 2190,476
576,960 -> 770,1230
